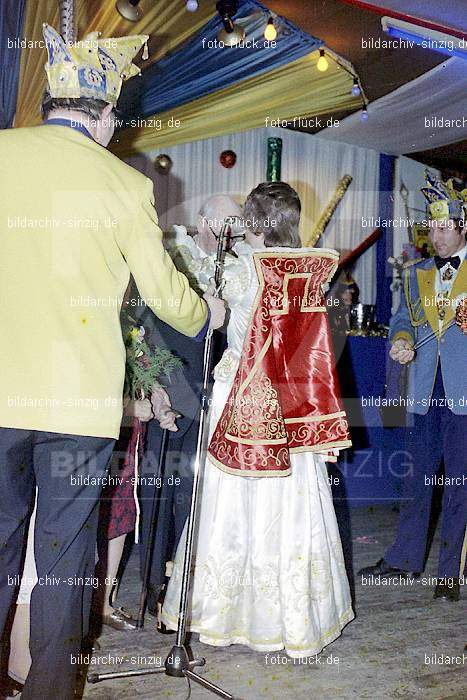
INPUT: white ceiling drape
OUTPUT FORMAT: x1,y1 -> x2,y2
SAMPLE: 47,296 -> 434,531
126,127 -> 380,303
319,58 -> 467,154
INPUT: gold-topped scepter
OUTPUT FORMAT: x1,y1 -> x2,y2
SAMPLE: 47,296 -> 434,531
58,0 -> 77,43
306,174 -> 353,247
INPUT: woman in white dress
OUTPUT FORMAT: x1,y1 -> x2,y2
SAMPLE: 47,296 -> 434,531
162,182 -> 354,658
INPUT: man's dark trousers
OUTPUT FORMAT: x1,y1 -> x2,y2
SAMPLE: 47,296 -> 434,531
135,308 -> 205,598
0,428 -> 114,699
139,418 -> 198,593
384,367 -> 467,578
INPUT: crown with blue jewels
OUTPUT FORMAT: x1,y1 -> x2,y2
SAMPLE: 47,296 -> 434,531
421,171 -> 467,223
42,23 -> 149,105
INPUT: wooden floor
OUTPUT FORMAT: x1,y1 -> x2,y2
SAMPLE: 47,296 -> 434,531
82,505 -> 466,700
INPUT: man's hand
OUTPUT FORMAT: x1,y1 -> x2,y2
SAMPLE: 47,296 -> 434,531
125,398 -> 153,422
389,338 -> 415,365
204,292 -> 226,330
151,386 -> 180,432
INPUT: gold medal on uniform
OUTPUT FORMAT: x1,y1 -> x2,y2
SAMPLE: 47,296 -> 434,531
436,292 -> 448,320
455,296 -> 467,334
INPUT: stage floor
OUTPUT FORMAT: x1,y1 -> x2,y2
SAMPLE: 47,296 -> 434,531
82,505 -> 466,700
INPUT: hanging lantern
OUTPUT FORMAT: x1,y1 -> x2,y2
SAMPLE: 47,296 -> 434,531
116,0 -> 143,22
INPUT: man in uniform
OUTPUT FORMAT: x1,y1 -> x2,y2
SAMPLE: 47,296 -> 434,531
0,24 -> 225,699
359,174 -> 467,602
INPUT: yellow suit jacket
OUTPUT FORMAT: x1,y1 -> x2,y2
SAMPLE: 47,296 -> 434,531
0,125 -> 208,438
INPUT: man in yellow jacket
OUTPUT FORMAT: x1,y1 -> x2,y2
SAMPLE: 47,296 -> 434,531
0,24 -> 225,700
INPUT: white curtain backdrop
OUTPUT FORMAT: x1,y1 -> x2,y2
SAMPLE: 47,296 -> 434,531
126,127 -> 380,302
319,58 -> 467,154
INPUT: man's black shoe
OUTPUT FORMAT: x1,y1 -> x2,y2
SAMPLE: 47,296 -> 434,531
0,675 -> 23,699
433,578 -> 460,602
146,584 -> 172,632
357,558 -> 420,579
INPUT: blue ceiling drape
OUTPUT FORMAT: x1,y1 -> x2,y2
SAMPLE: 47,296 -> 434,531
119,0 -> 322,120
0,0 -> 26,128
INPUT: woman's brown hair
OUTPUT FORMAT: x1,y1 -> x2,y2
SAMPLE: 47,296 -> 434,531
243,181 -> 301,248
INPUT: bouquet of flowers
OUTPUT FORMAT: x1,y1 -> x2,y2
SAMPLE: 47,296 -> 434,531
122,312 -> 183,400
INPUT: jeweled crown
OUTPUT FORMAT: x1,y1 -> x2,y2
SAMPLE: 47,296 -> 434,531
421,171 -> 467,223
42,23 -> 149,105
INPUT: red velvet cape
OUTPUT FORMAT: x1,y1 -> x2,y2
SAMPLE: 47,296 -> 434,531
208,250 -> 352,476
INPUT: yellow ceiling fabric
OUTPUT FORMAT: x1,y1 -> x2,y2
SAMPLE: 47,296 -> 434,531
111,50 -> 362,156
15,0 -> 216,127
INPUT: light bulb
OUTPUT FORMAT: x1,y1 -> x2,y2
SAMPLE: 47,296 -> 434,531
360,109 -> 369,121
186,0 -> 198,10
264,18 -> 277,41
317,49 -> 328,72
351,78 -> 361,96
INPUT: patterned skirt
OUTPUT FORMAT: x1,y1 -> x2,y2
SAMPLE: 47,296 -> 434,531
100,419 -> 146,540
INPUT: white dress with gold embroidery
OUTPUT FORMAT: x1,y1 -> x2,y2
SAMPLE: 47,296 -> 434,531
161,239 -> 354,658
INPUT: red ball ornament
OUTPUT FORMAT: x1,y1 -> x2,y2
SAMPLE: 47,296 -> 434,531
220,150 -> 237,169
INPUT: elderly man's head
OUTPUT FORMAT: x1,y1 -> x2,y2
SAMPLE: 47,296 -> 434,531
195,195 -> 244,253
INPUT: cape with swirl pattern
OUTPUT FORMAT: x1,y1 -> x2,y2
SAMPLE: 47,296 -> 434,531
208,250 -> 352,477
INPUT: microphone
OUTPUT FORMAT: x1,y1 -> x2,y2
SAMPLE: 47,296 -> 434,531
224,215 -> 245,242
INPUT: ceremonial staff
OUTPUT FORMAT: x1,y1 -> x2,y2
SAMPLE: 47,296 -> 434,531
58,0 -> 77,43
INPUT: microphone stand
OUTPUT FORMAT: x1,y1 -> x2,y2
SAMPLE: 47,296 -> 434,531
88,220 -> 241,699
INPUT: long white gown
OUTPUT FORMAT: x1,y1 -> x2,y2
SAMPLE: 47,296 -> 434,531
161,239 -> 354,658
